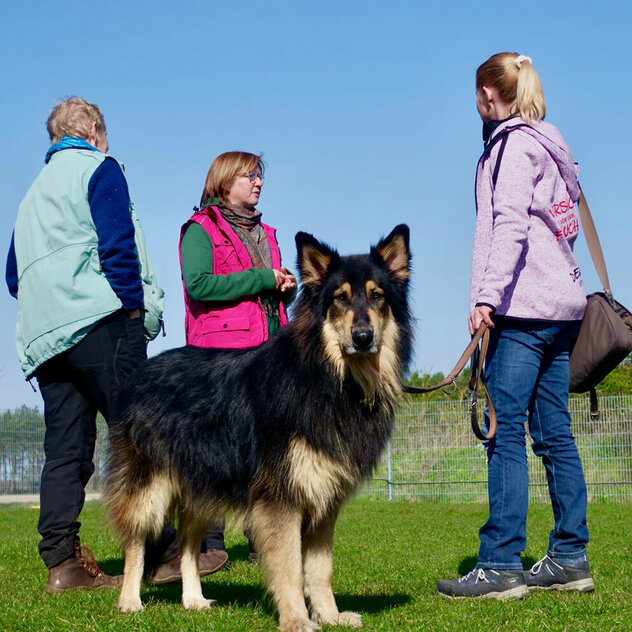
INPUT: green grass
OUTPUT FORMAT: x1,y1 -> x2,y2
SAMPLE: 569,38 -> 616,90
1,500 -> 631,631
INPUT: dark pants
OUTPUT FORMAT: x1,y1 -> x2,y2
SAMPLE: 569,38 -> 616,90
161,524 -> 255,561
35,312 -> 146,569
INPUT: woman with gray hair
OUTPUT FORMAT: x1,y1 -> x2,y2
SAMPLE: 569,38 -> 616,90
6,96 -> 162,593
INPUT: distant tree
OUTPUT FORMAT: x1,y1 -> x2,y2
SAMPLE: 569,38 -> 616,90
0,405 -> 44,493
406,354 -> 632,403
595,355 -> 632,395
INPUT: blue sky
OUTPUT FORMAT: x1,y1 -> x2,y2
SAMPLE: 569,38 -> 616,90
1,1 -> 631,410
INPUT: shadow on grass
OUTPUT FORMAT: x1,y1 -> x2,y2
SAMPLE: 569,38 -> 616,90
457,554 -> 537,576
144,581 -> 409,617
335,593 -> 411,614
103,542 -> 410,617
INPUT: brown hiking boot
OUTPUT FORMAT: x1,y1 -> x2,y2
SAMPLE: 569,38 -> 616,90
46,542 -> 122,594
149,549 -> 229,585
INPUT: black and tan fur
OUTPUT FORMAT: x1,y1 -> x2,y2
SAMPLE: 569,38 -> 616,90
106,225 -> 412,631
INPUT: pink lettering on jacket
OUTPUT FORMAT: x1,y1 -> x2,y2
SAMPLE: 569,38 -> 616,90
548,196 -> 575,219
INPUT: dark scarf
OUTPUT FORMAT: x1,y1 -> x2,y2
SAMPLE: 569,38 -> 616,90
213,202 -> 273,271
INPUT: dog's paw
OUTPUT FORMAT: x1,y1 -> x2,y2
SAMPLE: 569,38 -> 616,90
182,596 -> 216,610
338,611 -> 362,628
312,611 -> 363,628
279,616 -> 322,632
117,597 -> 143,613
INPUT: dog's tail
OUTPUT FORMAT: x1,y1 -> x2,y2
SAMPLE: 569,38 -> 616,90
143,529 -> 175,580
105,422 -> 177,581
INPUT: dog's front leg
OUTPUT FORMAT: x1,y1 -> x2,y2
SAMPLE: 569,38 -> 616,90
179,512 -> 215,611
118,538 -> 144,613
302,511 -> 362,628
251,501 -> 319,632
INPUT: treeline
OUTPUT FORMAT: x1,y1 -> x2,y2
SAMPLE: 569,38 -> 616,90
404,356 -> 632,401
0,406 -> 108,494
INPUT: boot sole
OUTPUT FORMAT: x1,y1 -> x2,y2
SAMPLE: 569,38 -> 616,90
46,582 -> 119,594
148,555 -> 229,585
527,578 -> 595,593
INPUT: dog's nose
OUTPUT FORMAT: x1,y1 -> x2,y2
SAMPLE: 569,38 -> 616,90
351,327 -> 374,352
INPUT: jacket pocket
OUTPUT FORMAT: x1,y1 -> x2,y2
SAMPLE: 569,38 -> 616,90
213,240 -> 244,272
200,315 -> 257,348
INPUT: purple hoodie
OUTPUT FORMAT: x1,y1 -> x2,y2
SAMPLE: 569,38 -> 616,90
470,117 -> 587,321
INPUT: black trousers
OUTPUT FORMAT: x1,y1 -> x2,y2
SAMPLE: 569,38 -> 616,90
35,312 -> 146,569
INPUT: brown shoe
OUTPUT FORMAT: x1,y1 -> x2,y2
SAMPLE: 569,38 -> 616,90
149,549 -> 229,585
198,549 -> 229,576
46,543 -> 122,594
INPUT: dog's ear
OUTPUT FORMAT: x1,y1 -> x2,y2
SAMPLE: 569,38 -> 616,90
295,232 -> 339,286
373,224 -> 411,281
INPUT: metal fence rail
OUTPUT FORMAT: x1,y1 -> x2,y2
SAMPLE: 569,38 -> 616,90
2,395 -> 631,502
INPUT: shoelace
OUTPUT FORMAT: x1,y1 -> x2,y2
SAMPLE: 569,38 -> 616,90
530,555 -> 561,576
76,545 -> 103,578
458,568 -> 488,584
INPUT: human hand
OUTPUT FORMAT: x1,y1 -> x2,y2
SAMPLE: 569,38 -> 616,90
279,267 -> 296,292
468,305 -> 494,336
273,269 -> 286,289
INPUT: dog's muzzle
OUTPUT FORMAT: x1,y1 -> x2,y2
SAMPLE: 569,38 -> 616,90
350,327 -> 376,354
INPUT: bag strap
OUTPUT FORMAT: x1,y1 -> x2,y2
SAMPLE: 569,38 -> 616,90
564,144 -> 608,420
402,324 -> 497,440
563,144 -> 612,299
575,188 -> 612,299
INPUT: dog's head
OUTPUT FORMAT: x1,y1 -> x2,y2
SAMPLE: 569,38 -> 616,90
293,225 -> 412,403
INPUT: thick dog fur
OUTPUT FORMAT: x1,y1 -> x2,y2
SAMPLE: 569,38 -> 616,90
106,225 -> 412,631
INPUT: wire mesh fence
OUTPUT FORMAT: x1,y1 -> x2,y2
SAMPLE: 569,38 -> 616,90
2,395 -> 631,501
360,395 -> 632,502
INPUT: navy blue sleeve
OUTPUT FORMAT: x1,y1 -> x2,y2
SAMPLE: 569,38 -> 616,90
6,231 -> 18,298
88,158 -> 143,310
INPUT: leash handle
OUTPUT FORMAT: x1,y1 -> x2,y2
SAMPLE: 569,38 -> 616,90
467,325 -> 497,441
402,324 -> 497,441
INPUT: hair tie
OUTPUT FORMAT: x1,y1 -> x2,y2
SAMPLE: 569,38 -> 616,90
515,55 -> 532,69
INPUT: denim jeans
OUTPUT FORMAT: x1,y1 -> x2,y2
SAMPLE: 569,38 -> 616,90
477,318 -> 589,570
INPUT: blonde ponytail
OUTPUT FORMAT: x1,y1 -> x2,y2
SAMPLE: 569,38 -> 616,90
476,52 -> 546,122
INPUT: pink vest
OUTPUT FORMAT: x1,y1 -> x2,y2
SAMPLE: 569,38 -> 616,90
179,206 -> 288,349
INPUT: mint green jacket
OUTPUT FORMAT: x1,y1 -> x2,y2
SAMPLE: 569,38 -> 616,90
13,148 -> 162,377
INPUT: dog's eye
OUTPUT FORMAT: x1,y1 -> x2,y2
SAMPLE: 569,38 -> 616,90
334,292 -> 348,305
370,290 -> 384,302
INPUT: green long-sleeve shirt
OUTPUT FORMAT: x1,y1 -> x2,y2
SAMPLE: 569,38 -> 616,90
180,222 -> 296,335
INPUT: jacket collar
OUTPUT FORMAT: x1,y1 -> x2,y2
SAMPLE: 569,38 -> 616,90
45,136 -> 100,164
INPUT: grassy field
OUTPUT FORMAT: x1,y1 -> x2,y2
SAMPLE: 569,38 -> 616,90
1,499 -> 630,632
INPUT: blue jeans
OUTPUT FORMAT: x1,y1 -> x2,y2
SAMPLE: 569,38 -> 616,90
477,318 -> 589,570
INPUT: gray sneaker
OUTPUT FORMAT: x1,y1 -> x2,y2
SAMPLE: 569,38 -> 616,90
436,568 -> 528,599
525,555 -> 595,592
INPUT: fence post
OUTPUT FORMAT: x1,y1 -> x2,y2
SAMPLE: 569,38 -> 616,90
387,437 -> 393,501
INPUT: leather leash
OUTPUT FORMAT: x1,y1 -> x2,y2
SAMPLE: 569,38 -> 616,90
402,323 -> 497,440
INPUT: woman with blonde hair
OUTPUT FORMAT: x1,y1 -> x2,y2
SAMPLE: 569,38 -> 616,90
436,53 -> 594,599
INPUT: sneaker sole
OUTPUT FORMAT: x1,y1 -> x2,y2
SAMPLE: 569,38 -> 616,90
436,585 -> 529,600
527,578 -> 595,593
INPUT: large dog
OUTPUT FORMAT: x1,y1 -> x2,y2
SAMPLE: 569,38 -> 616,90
106,225 -> 412,631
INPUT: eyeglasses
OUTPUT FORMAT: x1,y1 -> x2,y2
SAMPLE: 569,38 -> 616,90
242,170 -> 264,183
